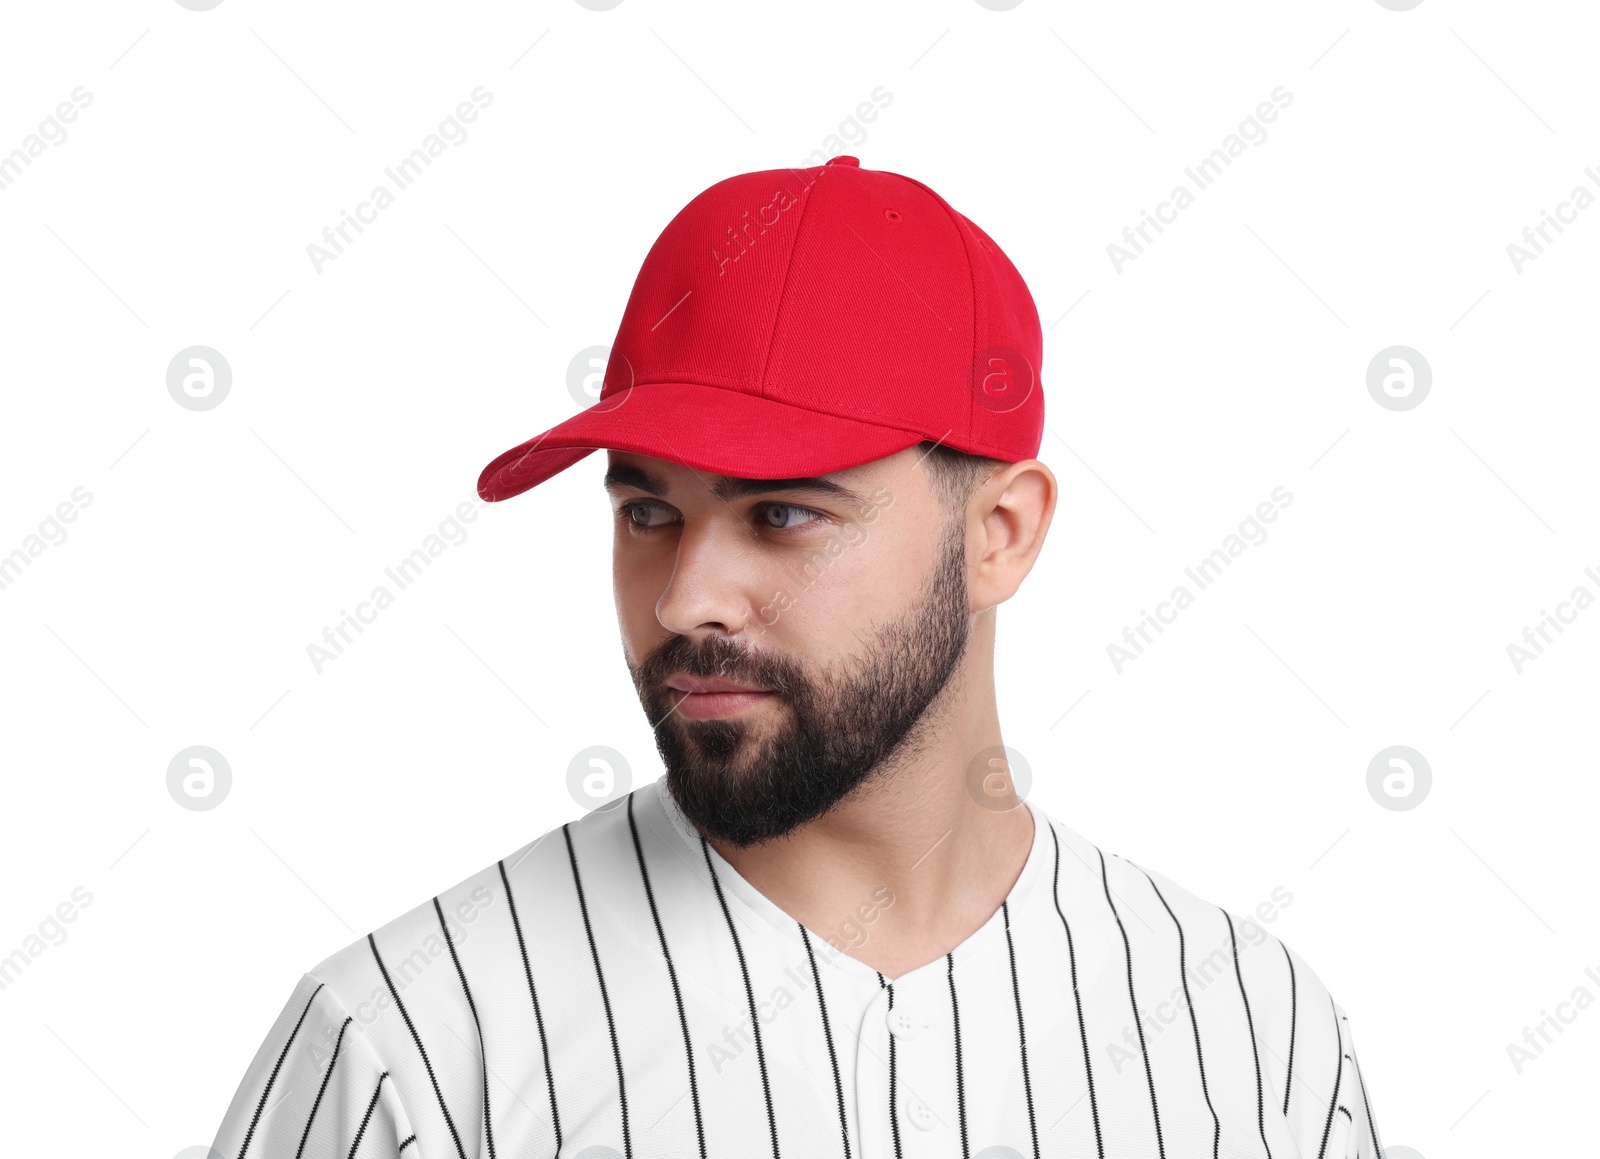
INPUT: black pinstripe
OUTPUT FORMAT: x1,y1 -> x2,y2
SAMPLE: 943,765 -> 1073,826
433,896 -> 496,1159
563,821 -> 632,1158
1001,899 -> 1040,1159
701,835 -> 781,1159
1315,996 -> 1345,1159
626,792 -> 707,1159
498,856 -> 563,1155
800,924 -> 852,1158
297,1015 -> 352,1159
370,933 -> 468,1159
1356,1047 -> 1383,1157
1048,824 -> 1103,1159
1223,910 -> 1272,1159
1099,846 -> 1165,1159
237,981 -> 322,1159
877,972 -> 903,1159
397,1136 -> 417,1153
1282,942 -> 1298,1118
1136,866 -> 1220,1159
347,1071 -> 388,1159
947,951 -> 969,1159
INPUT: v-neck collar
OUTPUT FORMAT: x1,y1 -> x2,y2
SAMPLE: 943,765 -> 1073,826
648,776 -> 1050,990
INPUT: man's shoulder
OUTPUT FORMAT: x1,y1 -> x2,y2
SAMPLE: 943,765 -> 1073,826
1037,813 -> 1347,1030
305,781 -> 669,1013
1032,809 -> 1279,939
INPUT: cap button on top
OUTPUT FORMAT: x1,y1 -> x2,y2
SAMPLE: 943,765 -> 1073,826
826,155 -> 860,167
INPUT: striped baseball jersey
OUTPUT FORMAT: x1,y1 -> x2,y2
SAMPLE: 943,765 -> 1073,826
211,776 -> 1383,1158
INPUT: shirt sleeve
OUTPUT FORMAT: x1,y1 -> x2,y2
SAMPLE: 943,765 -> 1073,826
1270,934 -> 1385,1159
209,970 -> 418,1159
1284,992 -> 1384,1159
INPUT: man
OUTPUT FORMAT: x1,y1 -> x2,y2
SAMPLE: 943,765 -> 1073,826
211,156 -> 1382,1158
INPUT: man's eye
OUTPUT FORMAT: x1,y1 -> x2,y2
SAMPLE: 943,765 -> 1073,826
759,503 -> 823,531
620,501 -> 674,530
617,500 -> 824,534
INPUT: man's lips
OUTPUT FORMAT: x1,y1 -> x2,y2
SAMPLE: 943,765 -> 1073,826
664,675 -> 775,720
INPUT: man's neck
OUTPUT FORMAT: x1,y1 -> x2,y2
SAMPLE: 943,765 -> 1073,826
704,725 -> 1036,981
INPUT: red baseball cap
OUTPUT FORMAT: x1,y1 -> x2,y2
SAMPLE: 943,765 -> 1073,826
476,155 -> 1044,502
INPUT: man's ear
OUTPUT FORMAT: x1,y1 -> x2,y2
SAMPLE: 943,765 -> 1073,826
970,460 -> 1057,611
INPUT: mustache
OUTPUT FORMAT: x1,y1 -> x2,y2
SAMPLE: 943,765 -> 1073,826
641,636 -> 800,697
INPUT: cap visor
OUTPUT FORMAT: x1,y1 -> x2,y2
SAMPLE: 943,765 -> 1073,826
477,382 -> 928,501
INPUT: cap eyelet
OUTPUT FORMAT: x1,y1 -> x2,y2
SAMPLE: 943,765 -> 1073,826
883,208 -> 902,222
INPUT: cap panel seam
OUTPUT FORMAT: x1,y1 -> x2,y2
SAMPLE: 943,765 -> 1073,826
753,164 -> 836,400
879,169 -> 981,449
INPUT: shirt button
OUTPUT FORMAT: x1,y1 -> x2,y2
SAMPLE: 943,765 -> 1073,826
903,1093 -> 937,1131
886,1005 -> 924,1040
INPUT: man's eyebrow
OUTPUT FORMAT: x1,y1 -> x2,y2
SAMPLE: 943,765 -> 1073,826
602,462 -> 868,505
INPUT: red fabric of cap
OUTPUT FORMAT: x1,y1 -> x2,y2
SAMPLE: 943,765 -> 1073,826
477,155 -> 1044,502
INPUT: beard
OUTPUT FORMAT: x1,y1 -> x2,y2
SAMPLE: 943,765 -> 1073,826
627,513 -> 972,849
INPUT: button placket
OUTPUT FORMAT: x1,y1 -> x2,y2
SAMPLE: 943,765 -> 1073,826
885,984 -> 949,1151
855,985 -> 898,1159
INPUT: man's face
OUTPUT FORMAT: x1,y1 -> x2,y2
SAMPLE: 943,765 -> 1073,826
606,445 -> 973,849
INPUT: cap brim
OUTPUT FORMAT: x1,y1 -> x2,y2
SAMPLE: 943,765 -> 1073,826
477,382 -> 929,502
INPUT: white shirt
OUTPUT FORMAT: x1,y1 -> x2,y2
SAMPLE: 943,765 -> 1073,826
211,777 -> 1382,1158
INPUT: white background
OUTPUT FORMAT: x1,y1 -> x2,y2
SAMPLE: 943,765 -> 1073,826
1,1 -> 1594,1155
